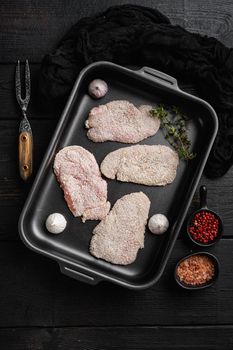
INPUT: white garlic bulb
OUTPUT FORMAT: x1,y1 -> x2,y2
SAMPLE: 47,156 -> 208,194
148,214 -> 169,235
45,213 -> 67,234
88,79 -> 108,99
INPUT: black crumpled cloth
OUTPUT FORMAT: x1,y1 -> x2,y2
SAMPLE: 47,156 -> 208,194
38,4 -> 233,178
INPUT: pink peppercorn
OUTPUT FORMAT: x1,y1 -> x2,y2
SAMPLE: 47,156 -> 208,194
188,210 -> 220,244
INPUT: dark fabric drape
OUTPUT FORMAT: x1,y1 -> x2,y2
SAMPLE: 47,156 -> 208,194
38,4 -> 233,178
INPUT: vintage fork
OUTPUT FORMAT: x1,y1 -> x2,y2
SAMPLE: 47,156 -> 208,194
15,60 -> 33,180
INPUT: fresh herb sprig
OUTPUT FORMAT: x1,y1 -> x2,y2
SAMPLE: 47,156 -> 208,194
150,105 -> 196,160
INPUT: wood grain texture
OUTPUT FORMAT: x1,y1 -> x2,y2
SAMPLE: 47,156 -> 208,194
0,120 -> 56,180
0,64 -> 57,120
184,0 -> 233,47
0,65 -> 202,121
0,0 -> 233,62
0,61 -> 232,241
0,240 -> 232,327
1,1 -> 233,347
18,131 -> 33,180
0,119 -> 56,240
0,117 -> 232,241
1,326 -> 233,350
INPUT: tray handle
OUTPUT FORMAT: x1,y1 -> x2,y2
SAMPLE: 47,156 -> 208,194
59,264 -> 100,285
200,185 -> 208,209
137,67 -> 179,90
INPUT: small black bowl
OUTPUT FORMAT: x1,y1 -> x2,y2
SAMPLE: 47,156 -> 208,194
174,251 -> 219,290
187,185 -> 223,247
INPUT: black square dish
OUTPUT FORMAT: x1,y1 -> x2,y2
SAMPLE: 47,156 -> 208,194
18,62 -> 218,289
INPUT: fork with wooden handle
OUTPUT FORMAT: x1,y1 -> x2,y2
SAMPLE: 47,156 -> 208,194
15,60 -> 33,181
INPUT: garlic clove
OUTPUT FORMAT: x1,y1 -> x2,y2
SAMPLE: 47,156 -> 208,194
148,214 -> 169,235
88,79 -> 108,99
45,213 -> 67,234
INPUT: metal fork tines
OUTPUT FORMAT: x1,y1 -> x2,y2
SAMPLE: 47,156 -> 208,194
15,59 -> 31,115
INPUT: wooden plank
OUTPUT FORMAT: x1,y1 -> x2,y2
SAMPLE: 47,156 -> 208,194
184,1 -> 233,47
1,0 -> 233,345
0,64 -> 58,120
0,239 -> 232,327
0,61 -> 232,242
0,119 -> 56,240
0,0 -> 232,62
0,65 -> 202,121
0,0 -> 184,62
1,326 -> 233,350
0,118 -> 233,240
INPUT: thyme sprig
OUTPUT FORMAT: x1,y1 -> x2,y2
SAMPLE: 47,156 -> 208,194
150,105 -> 196,160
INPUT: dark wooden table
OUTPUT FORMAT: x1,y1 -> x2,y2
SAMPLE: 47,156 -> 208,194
1,1 -> 233,349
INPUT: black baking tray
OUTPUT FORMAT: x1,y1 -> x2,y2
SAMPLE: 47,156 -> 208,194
18,61 -> 218,290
